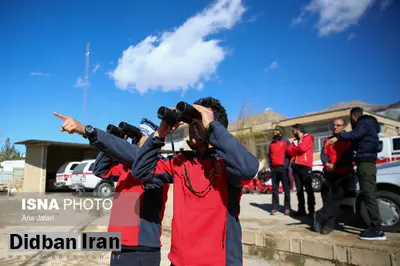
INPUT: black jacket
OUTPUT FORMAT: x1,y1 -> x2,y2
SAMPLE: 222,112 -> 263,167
338,115 -> 380,161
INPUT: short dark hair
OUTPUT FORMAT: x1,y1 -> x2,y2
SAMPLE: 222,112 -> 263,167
350,107 -> 363,118
292,123 -> 305,133
194,97 -> 228,128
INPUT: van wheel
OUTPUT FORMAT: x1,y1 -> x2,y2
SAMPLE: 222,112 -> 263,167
357,190 -> 400,232
97,182 -> 113,198
311,172 -> 324,192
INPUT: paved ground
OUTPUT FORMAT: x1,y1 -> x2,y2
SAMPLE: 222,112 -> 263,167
0,190 -> 399,265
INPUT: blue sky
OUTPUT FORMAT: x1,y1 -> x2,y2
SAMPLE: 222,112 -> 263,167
0,0 -> 398,154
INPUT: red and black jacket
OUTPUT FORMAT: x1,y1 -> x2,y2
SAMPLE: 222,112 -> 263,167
287,134 -> 315,168
267,136 -> 290,168
320,137 -> 353,175
131,121 -> 259,266
93,150 -> 169,249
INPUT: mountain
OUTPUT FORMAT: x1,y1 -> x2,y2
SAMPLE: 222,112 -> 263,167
307,100 -> 400,115
228,108 -> 287,131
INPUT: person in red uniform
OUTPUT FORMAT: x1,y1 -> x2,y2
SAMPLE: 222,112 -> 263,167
131,97 -> 259,266
287,124 -> 315,218
54,112 -> 168,266
267,125 -> 291,215
312,118 -> 354,234
93,119 -> 169,266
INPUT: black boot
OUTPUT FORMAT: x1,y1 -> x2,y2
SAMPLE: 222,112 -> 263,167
321,217 -> 335,234
311,212 -> 322,233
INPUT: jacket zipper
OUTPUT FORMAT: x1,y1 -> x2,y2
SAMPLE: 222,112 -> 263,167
222,218 -> 227,249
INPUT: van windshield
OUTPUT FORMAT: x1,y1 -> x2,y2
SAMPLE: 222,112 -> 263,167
72,163 -> 88,174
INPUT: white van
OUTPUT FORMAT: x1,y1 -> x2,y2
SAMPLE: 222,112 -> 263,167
55,161 -> 81,188
347,160 -> 400,232
311,135 -> 400,191
70,160 -> 116,198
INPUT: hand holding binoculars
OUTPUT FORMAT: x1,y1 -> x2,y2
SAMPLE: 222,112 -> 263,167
106,121 -> 142,144
157,101 -> 201,125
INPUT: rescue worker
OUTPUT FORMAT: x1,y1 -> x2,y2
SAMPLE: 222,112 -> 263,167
267,125 -> 291,215
54,113 -> 170,265
131,97 -> 259,266
313,118 -> 353,234
287,124 -> 315,218
329,107 -> 386,240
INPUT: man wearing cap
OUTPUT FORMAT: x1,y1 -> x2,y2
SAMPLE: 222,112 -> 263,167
54,113 -> 169,266
267,125 -> 291,215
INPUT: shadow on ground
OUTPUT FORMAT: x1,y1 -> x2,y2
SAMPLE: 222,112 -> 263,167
250,202 -> 366,235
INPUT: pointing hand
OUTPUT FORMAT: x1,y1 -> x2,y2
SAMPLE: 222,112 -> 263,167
54,112 -> 86,135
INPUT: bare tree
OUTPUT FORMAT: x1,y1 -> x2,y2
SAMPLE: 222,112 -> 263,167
234,100 -> 254,147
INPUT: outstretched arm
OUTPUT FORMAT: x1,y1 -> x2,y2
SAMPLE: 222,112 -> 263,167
130,135 -> 174,189
88,128 -> 138,168
338,120 -> 367,140
53,112 -> 137,168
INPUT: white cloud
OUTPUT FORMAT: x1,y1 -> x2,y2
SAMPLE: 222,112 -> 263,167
92,63 -> 100,74
264,61 -> 278,72
30,72 -> 50,77
293,0 -> 378,36
74,77 -> 90,88
292,12 -> 307,25
348,32 -> 356,41
109,0 -> 245,94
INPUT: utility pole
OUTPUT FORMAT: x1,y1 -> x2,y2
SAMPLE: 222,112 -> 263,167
83,41 -> 90,124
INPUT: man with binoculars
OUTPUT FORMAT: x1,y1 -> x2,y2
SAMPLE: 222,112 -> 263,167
131,97 -> 259,266
54,112 -> 169,266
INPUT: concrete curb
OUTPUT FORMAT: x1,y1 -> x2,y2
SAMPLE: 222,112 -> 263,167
162,224 -> 399,266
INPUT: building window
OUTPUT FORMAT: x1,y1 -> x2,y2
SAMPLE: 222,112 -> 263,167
378,123 -> 385,134
165,128 -> 184,142
313,136 -> 327,153
256,141 -> 269,160
304,123 -> 332,153
393,138 -> 400,152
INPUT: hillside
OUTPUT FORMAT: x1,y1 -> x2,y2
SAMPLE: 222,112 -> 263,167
307,100 -> 400,115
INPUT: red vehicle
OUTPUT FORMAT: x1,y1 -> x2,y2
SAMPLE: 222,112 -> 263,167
242,169 -> 294,194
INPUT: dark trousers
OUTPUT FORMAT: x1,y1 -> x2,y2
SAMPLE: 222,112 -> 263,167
293,164 -> 315,213
357,161 -> 382,230
319,171 -> 354,223
110,249 -> 160,266
271,166 -> 291,210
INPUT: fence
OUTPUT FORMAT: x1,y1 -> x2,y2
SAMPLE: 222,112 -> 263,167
0,168 -> 24,188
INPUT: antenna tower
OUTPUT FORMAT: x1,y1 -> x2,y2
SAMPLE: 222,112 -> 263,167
83,41 -> 90,123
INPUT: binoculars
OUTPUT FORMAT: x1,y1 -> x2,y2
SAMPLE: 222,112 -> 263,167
157,101 -> 201,125
106,122 -> 142,143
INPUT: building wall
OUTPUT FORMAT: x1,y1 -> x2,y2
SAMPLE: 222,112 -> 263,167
22,145 -> 99,193
383,124 -> 398,137
23,145 -> 47,193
